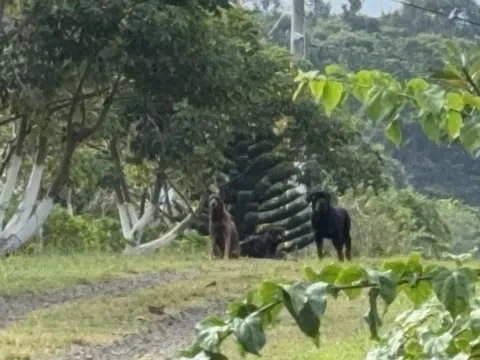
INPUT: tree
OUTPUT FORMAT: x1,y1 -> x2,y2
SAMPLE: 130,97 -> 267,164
0,0 -> 131,253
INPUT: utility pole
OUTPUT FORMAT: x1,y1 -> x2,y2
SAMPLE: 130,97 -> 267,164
290,0 -> 305,59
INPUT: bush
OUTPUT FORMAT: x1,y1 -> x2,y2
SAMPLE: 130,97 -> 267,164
436,198 -> 480,254
169,229 -> 209,254
39,206 -> 127,253
338,186 -> 452,257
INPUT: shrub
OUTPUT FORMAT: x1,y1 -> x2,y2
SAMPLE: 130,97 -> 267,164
338,186 -> 452,257
39,206 -> 127,253
169,229 -> 209,254
436,198 -> 480,254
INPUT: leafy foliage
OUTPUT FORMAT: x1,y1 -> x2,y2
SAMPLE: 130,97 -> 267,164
294,42 -> 480,154
179,253 -> 480,360
337,186 -> 452,258
41,207 -> 126,253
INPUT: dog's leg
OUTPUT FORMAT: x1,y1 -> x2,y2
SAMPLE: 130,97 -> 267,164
314,232 -> 324,260
210,239 -> 220,260
224,230 -> 231,260
332,236 -> 345,262
344,233 -> 352,261
344,213 -> 352,261
210,236 -> 216,260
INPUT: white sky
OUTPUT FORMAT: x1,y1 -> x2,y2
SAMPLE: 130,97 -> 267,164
269,0 -> 480,17
329,0 -> 401,17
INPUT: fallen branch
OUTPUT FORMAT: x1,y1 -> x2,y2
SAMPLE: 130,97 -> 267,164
123,194 -> 206,255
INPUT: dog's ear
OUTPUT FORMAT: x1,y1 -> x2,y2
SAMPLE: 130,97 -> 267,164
306,193 -> 313,203
307,191 -> 320,203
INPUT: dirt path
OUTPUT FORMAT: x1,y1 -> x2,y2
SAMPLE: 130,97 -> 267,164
47,298 -> 227,360
0,268 -> 200,328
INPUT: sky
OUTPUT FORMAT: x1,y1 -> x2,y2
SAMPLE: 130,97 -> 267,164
329,0 -> 401,17
262,0 -> 402,17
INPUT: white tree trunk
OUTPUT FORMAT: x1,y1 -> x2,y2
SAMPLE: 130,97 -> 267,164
128,201 -> 154,240
0,198 -> 54,253
4,163 -> 44,233
0,154 -> 22,228
117,201 -> 155,247
0,158 -> 54,254
117,203 -> 132,238
123,212 -> 194,255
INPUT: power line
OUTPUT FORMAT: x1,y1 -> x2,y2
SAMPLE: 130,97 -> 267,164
289,0 -> 480,28
390,0 -> 480,28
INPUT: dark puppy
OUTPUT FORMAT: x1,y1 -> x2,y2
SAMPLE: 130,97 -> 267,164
208,193 -> 240,259
240,226 -> 286,259
307,190 -> 352,261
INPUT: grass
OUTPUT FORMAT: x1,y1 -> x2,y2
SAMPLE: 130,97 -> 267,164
0,250 -> 198,295
0,251 -> 476,360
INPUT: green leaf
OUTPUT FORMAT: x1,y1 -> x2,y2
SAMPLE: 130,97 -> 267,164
365,88 -> 400,122
416,85 -> 446,115
321,80 -> 343,116
470,309 -> 480,336
255,281 -> 284,327
351,70 -> 373,101
282,282 -> 318,342
368,270 -> 398,306
430,68 -> 464,82
421,113 -> 441,142
336,265 -> 368,299
407,251 -> 422,267
325,64 -> 345,75
471,340 -> 480,359
446,92 -> 464,111
292,80 -> 306,102
404,338 -> 423,358
446,111 -> 463,139
195,317 -> 231,352
257,281 -> 283,304
406,78 -> 429,96
232,313 -> 266,355
459,123 -> 480,153
281,281 -> 330,345
228,302 -> 258,319
401,280 -> 433,305
365,88 -> 387,121
385,119 -> 402,146
462,92 -> 480,109
305,282 -> 330,319
304,266 -> 322,282
432,268 -> 475,318
308,78 -> 326,102
318,263 -> 343,284
382,260 -> 407,279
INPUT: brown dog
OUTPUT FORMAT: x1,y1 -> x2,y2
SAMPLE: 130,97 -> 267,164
208,193 -> 240,259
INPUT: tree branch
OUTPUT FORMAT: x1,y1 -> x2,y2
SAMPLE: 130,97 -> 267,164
165,176 -> 195,215
80,75 -> 122,140
109,137 -> 131,203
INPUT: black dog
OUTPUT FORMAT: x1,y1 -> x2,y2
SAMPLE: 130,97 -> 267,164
306,190 -> 352,261
240,226 -> 287,259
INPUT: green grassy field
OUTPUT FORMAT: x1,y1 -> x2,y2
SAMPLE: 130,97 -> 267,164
0,251 -> 470,360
